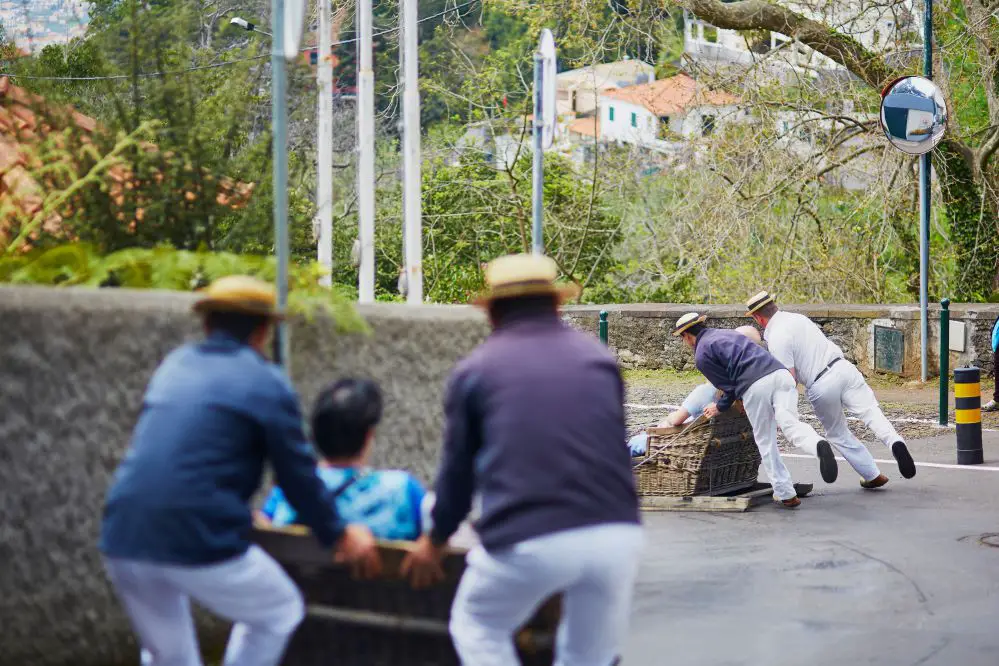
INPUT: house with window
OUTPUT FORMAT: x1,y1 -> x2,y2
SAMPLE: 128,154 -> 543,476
684,1 -> 922,76
556,59 -> 656,116
597,73 -> 743,148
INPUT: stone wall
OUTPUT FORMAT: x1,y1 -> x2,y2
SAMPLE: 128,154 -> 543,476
562,303 -> 999,378
0,286 -> 488,666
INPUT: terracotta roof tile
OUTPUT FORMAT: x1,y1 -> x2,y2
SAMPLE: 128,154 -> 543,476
602,73 -> 739,116
567,116 -> 600,137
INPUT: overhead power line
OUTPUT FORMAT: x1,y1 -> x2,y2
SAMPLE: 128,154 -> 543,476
0,0 -> 477,82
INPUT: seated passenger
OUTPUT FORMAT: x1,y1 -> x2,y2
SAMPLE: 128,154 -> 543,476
629,325 -> 764,456
259,377 -> 428,541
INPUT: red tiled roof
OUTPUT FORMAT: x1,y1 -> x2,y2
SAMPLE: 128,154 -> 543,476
602,73 -> 739,115
567,116 -> 600,137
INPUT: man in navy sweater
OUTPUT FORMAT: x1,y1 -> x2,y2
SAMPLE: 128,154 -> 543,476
99,276 -> 381,666
673,313 -> 838,508
402,254 -> 643,666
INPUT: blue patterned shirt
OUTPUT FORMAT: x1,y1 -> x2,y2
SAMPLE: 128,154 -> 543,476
262,466 -> 427,541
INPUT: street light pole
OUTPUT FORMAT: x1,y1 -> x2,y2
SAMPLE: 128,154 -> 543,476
316,0 -> 334,287
270,0 -> 290,367
401,0 -> 422,303
919,0 -> 933,382
357,0 -> 376,302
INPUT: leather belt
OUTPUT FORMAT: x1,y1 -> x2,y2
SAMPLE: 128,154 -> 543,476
811,357 -> 843,386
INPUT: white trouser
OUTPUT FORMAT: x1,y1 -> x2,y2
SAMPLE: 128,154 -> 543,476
742,370 -> 824,500
807,361 -> 900,481
103,546 -> 304,666
450,523 -> 644,666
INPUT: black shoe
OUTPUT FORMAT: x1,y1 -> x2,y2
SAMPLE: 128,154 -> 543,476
892,441 -> 916,479
816,440 -> 838,483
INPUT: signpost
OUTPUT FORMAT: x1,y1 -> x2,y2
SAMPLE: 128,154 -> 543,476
532,29 -> 556,256
271,0 -> 306,367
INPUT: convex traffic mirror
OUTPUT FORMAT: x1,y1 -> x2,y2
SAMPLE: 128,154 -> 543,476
880,76 -> 947,155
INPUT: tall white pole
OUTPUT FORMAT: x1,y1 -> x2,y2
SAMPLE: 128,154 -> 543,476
531,51 -> 544,255
316,0 -> 334,286
357,0 -> 376,302
401,0 -> 423,303
271,0 -> 290,366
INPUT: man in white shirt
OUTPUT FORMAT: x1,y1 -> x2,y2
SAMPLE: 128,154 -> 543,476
745,291 -> 916,486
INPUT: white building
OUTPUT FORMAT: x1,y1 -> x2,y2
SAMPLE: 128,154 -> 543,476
556,59 -> 656,116
597,73 -> 745,149
684,1 -> 921,76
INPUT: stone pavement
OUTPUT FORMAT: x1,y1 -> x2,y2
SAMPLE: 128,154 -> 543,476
624,432 -> 999,665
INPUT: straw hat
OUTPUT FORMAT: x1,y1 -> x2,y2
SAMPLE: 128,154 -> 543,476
672,312 -> 706,337
192,275 -> 284,319
745,290 -> 775,316
473,254 -> 581,306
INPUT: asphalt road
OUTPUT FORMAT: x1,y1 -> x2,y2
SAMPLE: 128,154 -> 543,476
624,433 -> 999,665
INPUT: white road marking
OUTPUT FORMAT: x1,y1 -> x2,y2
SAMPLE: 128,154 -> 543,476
782,453 -> 999,472
625,403 -> 999,432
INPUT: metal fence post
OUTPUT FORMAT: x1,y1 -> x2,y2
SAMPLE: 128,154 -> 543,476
955,366 -> 984,465
939,298 -> 950,425
599,311 -> 608,345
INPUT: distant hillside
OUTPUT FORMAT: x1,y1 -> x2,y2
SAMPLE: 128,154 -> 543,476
0,0 -> 89,52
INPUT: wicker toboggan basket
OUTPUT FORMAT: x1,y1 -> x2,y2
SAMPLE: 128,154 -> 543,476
252,525 -> 560,666
633,400 -> 762,496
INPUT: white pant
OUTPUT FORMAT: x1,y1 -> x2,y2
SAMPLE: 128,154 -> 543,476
450,523 -> 644,666
742,370 -> 825,500
807,361 -> 901,481
103,546 -> 304,666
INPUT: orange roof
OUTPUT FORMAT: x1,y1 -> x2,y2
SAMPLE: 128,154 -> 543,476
602,73 -> 739,116
0,77 -> 254,251
567,116 -> 600,138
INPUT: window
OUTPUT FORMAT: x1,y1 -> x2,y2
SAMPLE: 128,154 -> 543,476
609,106 -> 615,122
631,112 -> 637,128
659,116 -> 672,139
702,115 -> 716,136
704,25 -> 718,43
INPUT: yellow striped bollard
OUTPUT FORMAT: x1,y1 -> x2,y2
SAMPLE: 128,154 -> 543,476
955,366 -> 984,465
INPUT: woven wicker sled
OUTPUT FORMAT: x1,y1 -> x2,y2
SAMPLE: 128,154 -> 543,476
252,525 -> 561,666
632,400 -> 762,497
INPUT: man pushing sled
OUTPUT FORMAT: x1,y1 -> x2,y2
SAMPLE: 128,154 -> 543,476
745,291 -> 916,485
673,312 -> 838,508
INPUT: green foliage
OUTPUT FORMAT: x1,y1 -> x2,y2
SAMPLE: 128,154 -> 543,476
0,243 -> 367,333
419,151 -> 622,303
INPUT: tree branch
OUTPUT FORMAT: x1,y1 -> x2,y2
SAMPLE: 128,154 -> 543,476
678,0 -> 896,89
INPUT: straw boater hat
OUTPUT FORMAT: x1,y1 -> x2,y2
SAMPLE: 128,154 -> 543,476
672,312 -> 707,337
192,275 -> 285,319
745,290 -> 775,316
473,254 -> 581,306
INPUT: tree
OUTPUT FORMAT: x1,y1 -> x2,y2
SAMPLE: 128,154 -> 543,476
678,0 -> 999,300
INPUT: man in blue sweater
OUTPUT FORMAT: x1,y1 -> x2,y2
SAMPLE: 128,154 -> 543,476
401,254 -> 643,666
674,312 -> 838,508
99,276 -> 381,666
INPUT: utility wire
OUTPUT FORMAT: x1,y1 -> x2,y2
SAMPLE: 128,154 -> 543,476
0,0 -> 477,82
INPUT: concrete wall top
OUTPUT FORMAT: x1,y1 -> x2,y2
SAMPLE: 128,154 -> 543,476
564,302 -> 999,321
0,284 -> 489,666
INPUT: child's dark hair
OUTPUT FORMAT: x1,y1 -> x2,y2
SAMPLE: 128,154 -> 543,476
311,378 -> 383,459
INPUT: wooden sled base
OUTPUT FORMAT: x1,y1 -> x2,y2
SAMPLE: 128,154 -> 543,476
639,482 -> 814,513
